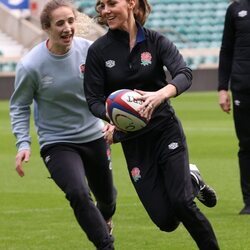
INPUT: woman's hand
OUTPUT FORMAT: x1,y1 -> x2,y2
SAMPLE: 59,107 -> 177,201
15,149 -> 31,177
218,90 -> 231,114
135,84 -> 177,120
103,123 -> 116,145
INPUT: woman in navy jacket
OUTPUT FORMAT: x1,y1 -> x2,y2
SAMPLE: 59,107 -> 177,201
85,0 -> 220,249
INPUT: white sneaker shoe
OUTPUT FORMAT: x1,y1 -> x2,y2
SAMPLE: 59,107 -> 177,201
190,164 -> 217,208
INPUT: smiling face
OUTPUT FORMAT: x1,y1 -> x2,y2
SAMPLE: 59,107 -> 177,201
45,6 -> 76,55
98,0 -> 136,31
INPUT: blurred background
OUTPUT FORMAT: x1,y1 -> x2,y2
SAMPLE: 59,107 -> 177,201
0,0 -> 229,99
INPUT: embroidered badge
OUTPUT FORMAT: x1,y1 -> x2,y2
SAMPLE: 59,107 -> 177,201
238,10 -> 247,18
79,63 -> 85,79
41,75 -> 53,85
80,63 -> 85,73
131,167 -> 141,182
105,60 -> 115,68
141,52 -> 152,66
106,147 -> 111,161
168,142 -> 179,150
106,146 -> 112,170
234,100 -> 241,106
45,155 -> 51,164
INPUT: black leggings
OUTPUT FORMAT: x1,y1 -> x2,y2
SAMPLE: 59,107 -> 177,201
232,92 -> 250,206
40,138 -> 117,249
121,116 -> 219,250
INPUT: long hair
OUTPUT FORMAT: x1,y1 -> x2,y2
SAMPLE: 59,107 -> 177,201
94,0 -> 151,26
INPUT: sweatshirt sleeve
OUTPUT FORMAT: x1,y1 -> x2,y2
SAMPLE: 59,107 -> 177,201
218,4 -> 235,91
84,46 -> 109,122
157,34 -> 192,95
9,62 -> 36,151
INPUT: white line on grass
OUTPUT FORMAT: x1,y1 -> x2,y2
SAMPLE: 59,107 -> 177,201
1,207 -> 66,214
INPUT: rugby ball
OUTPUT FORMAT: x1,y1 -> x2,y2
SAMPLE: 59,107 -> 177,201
106,89 -> 147,132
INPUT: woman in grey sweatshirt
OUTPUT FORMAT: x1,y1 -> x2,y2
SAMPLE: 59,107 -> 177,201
10,1 -> 116,249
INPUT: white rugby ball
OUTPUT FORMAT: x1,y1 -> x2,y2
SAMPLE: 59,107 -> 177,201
106,89 -> 147,132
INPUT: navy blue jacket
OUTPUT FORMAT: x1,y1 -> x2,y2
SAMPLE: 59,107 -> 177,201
218,0 -> 250,93
84,25 -> 192,142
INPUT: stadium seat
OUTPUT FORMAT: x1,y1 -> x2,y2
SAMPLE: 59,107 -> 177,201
144,0 -> 228,69
0,29 -> 25,73
74,0 -> 228,69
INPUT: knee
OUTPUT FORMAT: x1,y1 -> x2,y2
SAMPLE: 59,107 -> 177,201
96,187 -> 117,220
159,220 -> 180,232
97,201 -> 116,220
151,213 -> 180,232
98,187 -> 117,206
66,188 -> 92,208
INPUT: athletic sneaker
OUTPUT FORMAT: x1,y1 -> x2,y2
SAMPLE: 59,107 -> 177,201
190,164 -> 217,208
239,206 -> 250,215
106,219 -> 114,235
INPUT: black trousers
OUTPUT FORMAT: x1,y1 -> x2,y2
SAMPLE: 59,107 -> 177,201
40,138 -> 117,250
232,92 -> 250,206
121,116 -> 219,250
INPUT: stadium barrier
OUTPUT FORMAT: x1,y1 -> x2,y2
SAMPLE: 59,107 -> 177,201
0,3 -> 46,50
0,68 -> 219,100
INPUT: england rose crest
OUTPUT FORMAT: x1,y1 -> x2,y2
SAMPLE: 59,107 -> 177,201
131,167 -> 141,182
141,52 -> 152,66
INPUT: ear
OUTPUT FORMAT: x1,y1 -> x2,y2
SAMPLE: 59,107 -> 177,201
44,27 -> 50,35
128,0 -> 136,10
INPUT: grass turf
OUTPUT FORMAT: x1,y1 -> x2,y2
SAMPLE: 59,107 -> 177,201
1,91 -> 250,249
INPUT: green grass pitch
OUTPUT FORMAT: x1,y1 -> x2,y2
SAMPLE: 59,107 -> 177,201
1,91 -> 250,249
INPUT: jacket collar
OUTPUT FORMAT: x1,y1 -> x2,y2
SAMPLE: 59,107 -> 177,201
107,22 -> 146,45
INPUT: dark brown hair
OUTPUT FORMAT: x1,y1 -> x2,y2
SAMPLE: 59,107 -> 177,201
40,0 -> 77,30
95,0 -> 151,26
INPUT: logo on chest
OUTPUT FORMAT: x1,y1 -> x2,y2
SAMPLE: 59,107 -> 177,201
41,75 -> 53,85
141,52 -> 152,66
238,10 -> 248,18
105,60 -> 116,68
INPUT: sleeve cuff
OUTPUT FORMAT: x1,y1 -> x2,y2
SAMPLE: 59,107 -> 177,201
17,141 -> 31,152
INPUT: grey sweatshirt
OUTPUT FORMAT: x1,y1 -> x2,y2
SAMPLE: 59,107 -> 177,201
10,37 -> 104,151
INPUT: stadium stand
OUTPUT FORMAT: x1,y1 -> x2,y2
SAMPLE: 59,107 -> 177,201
0,2 -> 45,99
0,29 -> 25,74
0,3 -> 45,76
0,0 -> 229,99
0,1 -> 105,99
74,0 -> 228,69
0,0 -> 229,72
74,0 -> 96,17
145,0 -> 229,69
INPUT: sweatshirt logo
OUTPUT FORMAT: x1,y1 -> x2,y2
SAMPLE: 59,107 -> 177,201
141,52 -> 152,66
238,10 -> 247,18
105,60 -> 115,68
41,75 -> 53,85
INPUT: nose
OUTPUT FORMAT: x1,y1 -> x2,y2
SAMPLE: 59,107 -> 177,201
102,5 -> 111,15
64,22 -> 71,31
